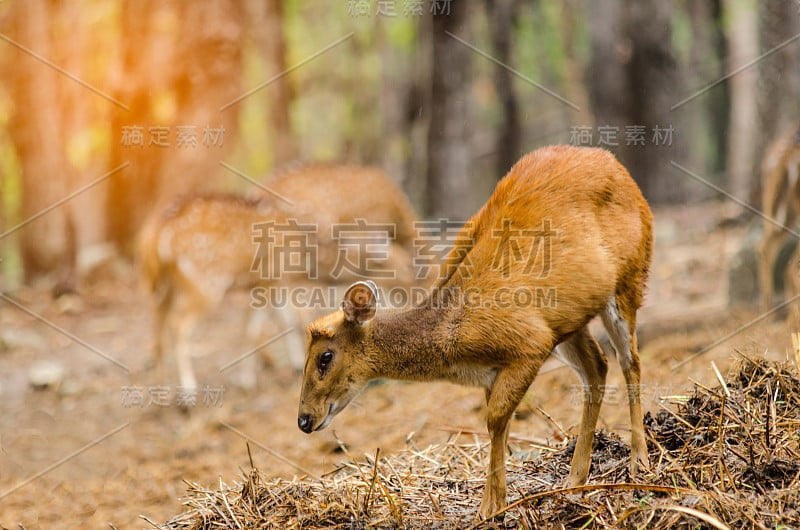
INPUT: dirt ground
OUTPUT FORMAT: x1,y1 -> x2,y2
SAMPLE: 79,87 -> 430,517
1,202 -> 797,529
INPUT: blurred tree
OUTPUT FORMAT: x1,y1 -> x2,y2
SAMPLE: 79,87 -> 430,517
107,0 -> 245,254
247,0 -> 297,167
106,0 -> 176,253
377,17 -> 419,197
425,2 -> 475,219
401,14 -> 434,211
558,0 -> 593,128
484,0 -> 521,178
586,0 -> 627,148
6,0 -> 77,286
346,29 -> 383,164
756,0 -> 800,194
587,0 -> 681,203
625,0 -> 679,203
160,0 -> 244,194
724,0 -> 759,200
685,0 -> 728,179
59,1 -> 108,252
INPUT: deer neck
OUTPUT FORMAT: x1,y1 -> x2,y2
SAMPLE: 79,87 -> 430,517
366,303 -> 451,382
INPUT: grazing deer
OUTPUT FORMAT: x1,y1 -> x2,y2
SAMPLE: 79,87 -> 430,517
298,146 -> 653,519
758,124 -> 800,317
137,164 -> 418,391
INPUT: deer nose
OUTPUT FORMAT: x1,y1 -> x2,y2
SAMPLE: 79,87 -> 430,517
298,414 -> 313,433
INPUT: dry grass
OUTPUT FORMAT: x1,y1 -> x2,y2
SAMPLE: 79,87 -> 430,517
153,355 -> 800,529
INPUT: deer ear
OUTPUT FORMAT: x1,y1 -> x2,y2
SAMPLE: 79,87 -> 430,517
342,281 -> 378,325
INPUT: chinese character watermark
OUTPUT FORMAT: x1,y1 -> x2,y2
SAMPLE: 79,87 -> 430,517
347,0 -> 372,17
567,383 -> 678,406
121,385 -> 225,408
121,126 -> 144,147
569,125 -> 675,147
120,125 -> 225,148
376,0 -> 398,17
651,124 -> 674,146
413,219 -> 473,281
331,219 -> 398,280
347,0 -> 449,17
176,125 -> 198,148
251,220 -> 318,280
490,218 -> 555,279
430,0 -> 451,15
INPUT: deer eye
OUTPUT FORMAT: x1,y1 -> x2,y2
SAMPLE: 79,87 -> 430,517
317,350 -> 334,375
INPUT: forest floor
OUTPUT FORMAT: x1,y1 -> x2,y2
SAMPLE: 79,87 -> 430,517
1,201 -> 797,529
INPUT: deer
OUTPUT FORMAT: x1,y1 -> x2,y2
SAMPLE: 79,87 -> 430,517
137,164 -> 419,392
297,145 -> 653,519
758,124 -> 800,319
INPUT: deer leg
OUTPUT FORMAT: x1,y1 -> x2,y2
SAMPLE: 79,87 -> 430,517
228,307 -> 261,390
231,306 -> 269,388
245,305 -> 269,344
148,278 -> 175,372
759,162 -> 794,313
152,296 -> 170,371
168,273 -> 223,394
785,242 -> 800,326
480,356 -> 546,520
602,295 -> 648,476
554,326 -> 608,486
173,312 -> 198,392
759,223 -> 785,313
272,304 -> 306,371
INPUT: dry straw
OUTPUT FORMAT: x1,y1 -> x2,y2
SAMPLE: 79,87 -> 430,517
153,355 -> 800,529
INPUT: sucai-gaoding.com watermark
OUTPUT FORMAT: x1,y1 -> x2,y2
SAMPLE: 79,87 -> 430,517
251,284 -> 558,312
249,217 -> 560,310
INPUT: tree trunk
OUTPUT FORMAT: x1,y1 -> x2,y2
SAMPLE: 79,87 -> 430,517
404,14 -> 434,212
247,0 -> 297,167
7,0 -> 77,285
624,0 -> 680,203
484,0 -> 521,178
377,18 -> 417,191
107,0 -> 245,254
106,0 -> 170,253
757,0 -> 800,199
724,0 -> 759,199
160,0 -> 244,196
586,0 -> 627,141
560,0 -> 594,129
687,0 -> 727,176
425,4 -> 474,219
587,0 -> 685,203
58,0 -> 107,253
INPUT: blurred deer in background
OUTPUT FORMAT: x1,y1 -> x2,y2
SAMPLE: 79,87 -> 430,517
298,146 -> 653,519
758,124 -> 800,318
137,164 -> 419,391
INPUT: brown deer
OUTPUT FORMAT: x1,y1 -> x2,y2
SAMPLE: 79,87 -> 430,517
137,164 -> 418,391
298,146 -> 653,519
758,124 -> 800,317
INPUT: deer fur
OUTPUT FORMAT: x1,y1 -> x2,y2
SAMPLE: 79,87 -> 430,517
758,125 -> 800,318
137,164 -> 418,391
298,146 -> 653,519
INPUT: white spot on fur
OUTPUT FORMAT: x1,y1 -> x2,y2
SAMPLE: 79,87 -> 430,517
601,296 -> 632,371
555,342 -> 589,387
157,227 -> 173,261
